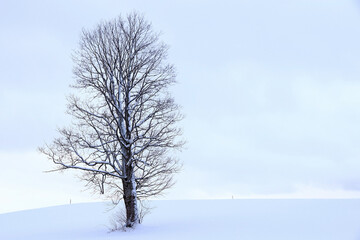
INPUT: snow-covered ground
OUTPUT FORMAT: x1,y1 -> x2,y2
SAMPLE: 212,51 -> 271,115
1,199 -> 360,240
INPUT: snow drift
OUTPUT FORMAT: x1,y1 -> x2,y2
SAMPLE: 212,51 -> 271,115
1,199 -> 360,240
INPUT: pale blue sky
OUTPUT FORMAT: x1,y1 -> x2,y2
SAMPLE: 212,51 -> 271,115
1,0 -> 360,212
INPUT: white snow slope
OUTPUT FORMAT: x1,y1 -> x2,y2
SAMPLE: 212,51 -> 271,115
1,199 -> 360,240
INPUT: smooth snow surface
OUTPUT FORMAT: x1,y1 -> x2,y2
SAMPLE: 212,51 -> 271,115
1,200 -> 360,240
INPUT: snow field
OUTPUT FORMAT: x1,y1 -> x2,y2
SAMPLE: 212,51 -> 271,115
1,199 -> 360,240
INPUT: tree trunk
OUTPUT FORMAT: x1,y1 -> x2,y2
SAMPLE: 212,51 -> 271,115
122,172 -> 139,227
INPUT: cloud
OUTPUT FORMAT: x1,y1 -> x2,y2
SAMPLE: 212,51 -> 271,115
0,150 -> 99,213
2,0 -> 360,212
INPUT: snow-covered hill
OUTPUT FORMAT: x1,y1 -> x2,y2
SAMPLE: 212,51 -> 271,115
1,199 -> 360,240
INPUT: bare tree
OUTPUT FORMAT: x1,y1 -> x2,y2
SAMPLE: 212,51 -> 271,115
39,13 -> 183,228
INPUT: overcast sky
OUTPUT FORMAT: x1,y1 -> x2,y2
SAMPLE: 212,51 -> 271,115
1,0 -> 360,213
